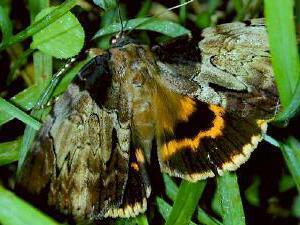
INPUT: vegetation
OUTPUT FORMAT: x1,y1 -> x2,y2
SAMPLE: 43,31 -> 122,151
0,0 -> 299,224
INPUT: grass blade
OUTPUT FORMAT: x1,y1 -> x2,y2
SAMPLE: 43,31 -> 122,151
0,186 -> 61,225
264,0 -> 300,109
156,197 -> 197,225
162,174 -> 179,200
0,5 -> 13,42
197,208 -> 222,225
0,61 -> 84,127
280,137 -> 300,193
217,172 -> 245,225
162,174 -> 222,225
0,97 -> 41,130
0,138 -> 21,166
0,85 -> 41,126
93,18 -> 190,39
274,80 -> 300,123
165,180 -> 206,225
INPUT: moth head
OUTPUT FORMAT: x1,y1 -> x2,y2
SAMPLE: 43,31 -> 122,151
110,34 -> 140,49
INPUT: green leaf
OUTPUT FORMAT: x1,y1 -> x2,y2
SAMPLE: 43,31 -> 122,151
217,172 -> 246,225
162,174 -> 221,225
245,176 -> 260,207
279,175 -> 296,192
0,97 -> 41,130
162,174 -> 179,201
264,0 -> 300,109
0,138 -> 21,166
274,80 -> 300,124
156,197 -> 197,225
165,180 -> 206,225
93,0 -> 117,10
0,0 -> 77,51
211,187 -> 222,217
6,48 -> 35,84
292,195 -> 300,218
28,0 -> 50,22
115,215 -> 148,225
197,208 -> 222,225
0,5 -> 12,42
0,85 -> 41,126
280,137 -> 300,193
93,18 -> 191,39
0,61 -> 83,127
31,7 -> 85,58
0,186 -> 61,225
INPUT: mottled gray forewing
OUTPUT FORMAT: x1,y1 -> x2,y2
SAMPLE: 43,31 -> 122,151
195,18 -> 278,118
155,18 -> 278,120
18,84 -> 130,221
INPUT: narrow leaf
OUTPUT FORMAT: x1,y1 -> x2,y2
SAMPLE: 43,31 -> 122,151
197,208 -> 223,225
264,0 -> 300,108
93,0 -> 117,10
156,197 -> 197,225
0,61 -> 83,126
0,5 -> 12,42
280,137 -> 300,193
217,172 -> 246,225
0,97 -> 41,130
0,138 -> 21,166
0,186 -> 60,225
162,174 -> 221,225
165,180 -> 206,225
93,18 -> 190,39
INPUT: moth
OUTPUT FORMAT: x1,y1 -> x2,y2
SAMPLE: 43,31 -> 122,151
18,18 -> 279,221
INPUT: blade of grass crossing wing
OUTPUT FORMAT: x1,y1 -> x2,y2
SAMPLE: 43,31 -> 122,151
217,172 -> 246,225
165,180 -> 206,225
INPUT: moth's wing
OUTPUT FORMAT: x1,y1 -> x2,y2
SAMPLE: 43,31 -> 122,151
104,148 -> 151,218
153,85 -> 268,181
153,18 -> 279,120
18,84 -> 131,221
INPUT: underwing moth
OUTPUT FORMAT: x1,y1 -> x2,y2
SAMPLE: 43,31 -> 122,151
18,18 -> 279,222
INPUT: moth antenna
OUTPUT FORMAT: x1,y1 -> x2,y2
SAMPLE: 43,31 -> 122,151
163,0 -> 194,16
117,0 -> 124,38
125,0 -> 194,36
